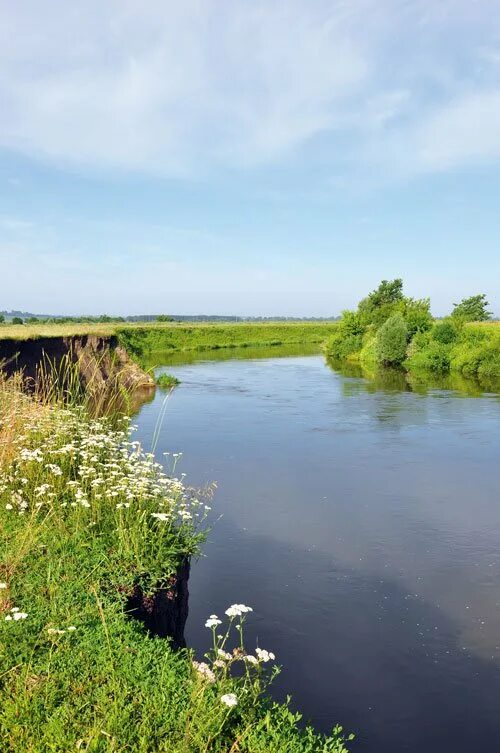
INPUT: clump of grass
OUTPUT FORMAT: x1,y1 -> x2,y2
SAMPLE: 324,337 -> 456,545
156,372 -> 180,389
0,378 -> 351,752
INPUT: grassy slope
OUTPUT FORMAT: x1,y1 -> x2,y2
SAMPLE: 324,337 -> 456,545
115,322 -> 338,356
0,381 -> 351,753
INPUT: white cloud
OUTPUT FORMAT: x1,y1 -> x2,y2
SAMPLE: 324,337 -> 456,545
413,90 -> 500,171
0,1 -> 499,178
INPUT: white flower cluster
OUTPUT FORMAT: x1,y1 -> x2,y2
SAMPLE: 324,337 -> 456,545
192,661 -> 215,684
205,614 -> 222,628
220,693 -> 238,707
4,607 -> 28,621
47,625 -> 77,636
0,409 -> 210,535
193,604 -> 276,706
255,647 -> 275,663
225,603 -> 253,618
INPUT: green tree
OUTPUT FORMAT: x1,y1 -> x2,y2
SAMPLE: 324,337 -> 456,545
0,314 -> 4,323
451,294 -> 492,322
358,278 -> 404,328
12,316 -> 23,325
156,314 -> 174,322
402,297 -> 433,337
375,313 -> 408,366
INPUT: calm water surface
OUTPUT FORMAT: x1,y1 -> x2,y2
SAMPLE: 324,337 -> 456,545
134,348 -> 500,753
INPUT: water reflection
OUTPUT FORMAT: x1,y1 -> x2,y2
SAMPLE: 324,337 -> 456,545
327,357 -> 500,397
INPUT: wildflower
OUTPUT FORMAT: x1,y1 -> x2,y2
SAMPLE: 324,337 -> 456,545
255,647 -> 275,663
0,582 -> 7,589
151,512 -> 170,522
5,503 -> 13,510
67,626 -> 77,631
225,603 -> 253,618
192,661 -> 215,683
221,693 -> 238,707
244,655 -> 258,665
205,615 -> 222,628
6,608 -> 28,621
47,628 -> 66,635
217,649 -> 232,660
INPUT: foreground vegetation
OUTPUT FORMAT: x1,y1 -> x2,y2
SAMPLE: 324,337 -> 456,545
325,280 -> 500,382
0,375 -> 351,752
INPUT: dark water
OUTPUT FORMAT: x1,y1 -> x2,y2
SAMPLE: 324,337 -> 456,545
134,348 -> 500,753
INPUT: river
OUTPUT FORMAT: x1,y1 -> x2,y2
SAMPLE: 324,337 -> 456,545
134,346 -> 500,753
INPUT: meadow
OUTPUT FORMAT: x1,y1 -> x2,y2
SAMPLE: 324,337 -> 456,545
0,371 -> 351,753
0,320 -> 339,347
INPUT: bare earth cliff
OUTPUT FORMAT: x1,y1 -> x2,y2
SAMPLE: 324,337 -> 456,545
0,335 -> 155,393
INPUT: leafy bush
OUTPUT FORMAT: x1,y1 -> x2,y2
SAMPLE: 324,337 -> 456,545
432,319 -> 460,345
325,332 -> 363,360
406,341 -> 451,373
402,298 -> 433,337
375,314 -> 408,366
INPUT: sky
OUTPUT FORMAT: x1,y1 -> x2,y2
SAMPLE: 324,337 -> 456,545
1,0 -> 499,317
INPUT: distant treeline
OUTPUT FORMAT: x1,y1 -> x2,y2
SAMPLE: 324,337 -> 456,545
325,279 -> 499,383
0,311 -> 340,324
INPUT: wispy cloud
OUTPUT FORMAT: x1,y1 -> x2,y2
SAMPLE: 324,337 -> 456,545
0,1 -> 498,180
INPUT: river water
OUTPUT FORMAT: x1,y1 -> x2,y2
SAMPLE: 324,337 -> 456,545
134,347 -> 500,753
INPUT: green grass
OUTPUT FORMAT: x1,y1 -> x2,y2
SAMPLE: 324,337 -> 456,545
156,372 -> 180,389
0,320 -> 339,345
0,380 -> 351,753
116,323 -> 339,357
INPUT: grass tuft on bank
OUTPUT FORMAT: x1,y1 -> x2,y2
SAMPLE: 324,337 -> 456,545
0,375 -> 351,752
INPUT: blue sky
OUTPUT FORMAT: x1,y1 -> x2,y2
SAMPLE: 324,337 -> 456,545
1,0 -> 499,317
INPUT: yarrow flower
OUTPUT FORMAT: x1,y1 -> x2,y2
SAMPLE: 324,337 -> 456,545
225,603 -> 253,618
255,647 -> 275,663
192,661 -> 215,683
220,693 -> 238,707
4,607 -> 28,621
205,615 -> 222,629
151,512 -> 170,522
0,582 -> 7,589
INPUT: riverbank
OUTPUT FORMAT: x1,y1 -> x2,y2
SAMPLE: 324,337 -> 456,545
0,376 -> 351,752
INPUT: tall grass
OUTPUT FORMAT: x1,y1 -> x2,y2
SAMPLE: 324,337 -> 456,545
32,350 -> 137,417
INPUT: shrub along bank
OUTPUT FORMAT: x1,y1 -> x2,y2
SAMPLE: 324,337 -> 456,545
325,280 -> 499,382
0,375 -> 351,753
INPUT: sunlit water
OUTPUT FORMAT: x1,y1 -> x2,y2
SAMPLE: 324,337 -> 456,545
134,348 -> 500,753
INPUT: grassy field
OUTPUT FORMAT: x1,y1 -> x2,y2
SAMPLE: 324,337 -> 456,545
0,321 -> 339,348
